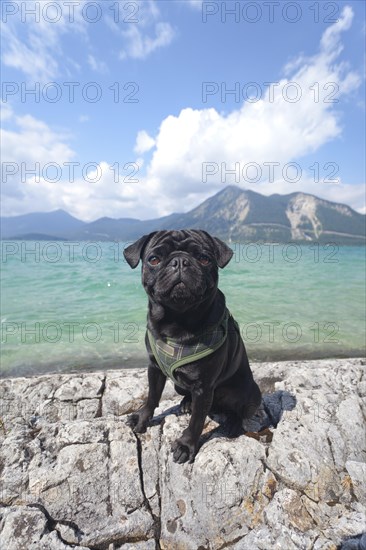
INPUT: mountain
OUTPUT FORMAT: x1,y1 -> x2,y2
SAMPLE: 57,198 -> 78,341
162,186 -> 365,243
71,213 -> 180,241
0,209 -> 85,239
1,187 -> 365,244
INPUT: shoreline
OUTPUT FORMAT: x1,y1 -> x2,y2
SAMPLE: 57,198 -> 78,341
1,351 -> 365,379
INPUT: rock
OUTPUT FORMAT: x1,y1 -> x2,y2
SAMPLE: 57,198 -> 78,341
346,461 -> 366,505
0,358 -> 365,549
0,506 -> 88,549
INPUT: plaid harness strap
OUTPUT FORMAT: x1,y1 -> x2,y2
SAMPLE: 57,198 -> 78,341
147,308 -> 232,385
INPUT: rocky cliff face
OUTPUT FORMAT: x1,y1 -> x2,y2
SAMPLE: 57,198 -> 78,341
2,186 -> 365,243
0,358 -> 365,549
286,194 -> 324,240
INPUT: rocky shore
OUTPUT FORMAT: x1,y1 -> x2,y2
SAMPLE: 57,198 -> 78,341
1,358 -> 365,549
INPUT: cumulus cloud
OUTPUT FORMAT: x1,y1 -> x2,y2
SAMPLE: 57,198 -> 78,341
1,5 -> 364,220
134,130 -> 156,154
134,5 -> 364,214
0,107 -> 151,220
1,109 -> 75,209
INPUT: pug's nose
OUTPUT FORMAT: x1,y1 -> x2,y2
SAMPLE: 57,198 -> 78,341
170,256 -> 191,271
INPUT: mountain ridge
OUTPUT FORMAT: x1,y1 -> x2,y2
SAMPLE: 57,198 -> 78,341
1,186 -> 365,244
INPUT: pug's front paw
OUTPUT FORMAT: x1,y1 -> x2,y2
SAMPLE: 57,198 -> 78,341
179,395 -> 192,414
126,412 -> 149,433
171,437 -> 197,464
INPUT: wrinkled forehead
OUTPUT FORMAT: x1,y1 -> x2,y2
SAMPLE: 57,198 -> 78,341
146,230 -> 212,256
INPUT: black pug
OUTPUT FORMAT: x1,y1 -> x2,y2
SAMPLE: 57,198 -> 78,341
124,229 -> 261,463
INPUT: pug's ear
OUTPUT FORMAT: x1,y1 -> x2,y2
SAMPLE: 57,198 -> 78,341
212,236 -> 233,268
123,232 -> 157,268
192,230 -> 233,268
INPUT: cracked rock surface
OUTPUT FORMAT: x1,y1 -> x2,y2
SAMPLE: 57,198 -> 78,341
0,358 -> 365,549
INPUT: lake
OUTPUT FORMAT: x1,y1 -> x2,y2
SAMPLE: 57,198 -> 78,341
1,241 -> 365,377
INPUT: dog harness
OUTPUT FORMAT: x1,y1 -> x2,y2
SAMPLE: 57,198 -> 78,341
147,308 -> 235,385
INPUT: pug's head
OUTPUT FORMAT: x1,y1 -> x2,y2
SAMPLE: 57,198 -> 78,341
123,230 -> 233,313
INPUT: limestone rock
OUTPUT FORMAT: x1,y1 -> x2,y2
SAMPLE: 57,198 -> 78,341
0,358 -> 365,549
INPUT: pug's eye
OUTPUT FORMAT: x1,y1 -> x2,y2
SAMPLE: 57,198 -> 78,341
198,254 -> 210,266
148,255 -> 160,266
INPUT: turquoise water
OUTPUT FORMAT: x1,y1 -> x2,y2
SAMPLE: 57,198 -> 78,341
1,241 -> 365,377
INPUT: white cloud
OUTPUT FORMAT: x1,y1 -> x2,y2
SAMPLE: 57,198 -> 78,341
2,0 -> 174,81
1,1 -> 87,82
1,6 -> 364,220
108,0 -> 175,60
320,5 -> 353,57
119,21 -> 175,60
0,106 -> 149,220
0,101 -> 14,122
186,1 -> 203,10
134,130 -> 156,154
87,54 -> 108,74
1,109 -> 75,208
2,114 -> 74,167
132,5 -> 364,215
2,24 -> 58,82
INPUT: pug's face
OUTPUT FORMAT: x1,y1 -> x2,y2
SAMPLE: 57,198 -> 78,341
124,230 -> 233,313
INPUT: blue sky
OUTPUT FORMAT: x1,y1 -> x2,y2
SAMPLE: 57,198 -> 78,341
1,0 -> 365,220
